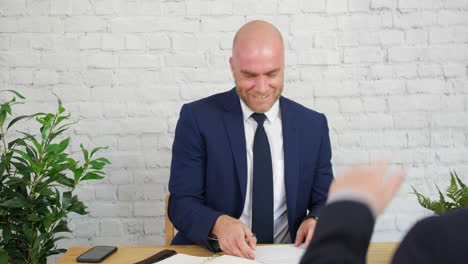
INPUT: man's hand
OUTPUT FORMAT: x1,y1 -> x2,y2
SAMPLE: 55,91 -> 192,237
294,217 -> 317,247
210,215 -> 257,259
329,162 -> 405,215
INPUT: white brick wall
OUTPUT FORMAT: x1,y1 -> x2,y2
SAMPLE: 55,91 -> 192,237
0,0 -> 467,262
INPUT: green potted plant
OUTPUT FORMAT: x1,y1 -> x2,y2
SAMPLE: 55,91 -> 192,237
0,90 -> 111,264
412,171 -> 468,215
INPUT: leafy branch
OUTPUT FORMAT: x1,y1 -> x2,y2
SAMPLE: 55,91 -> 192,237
412,171 -> 468,216
0,91 -> 111,264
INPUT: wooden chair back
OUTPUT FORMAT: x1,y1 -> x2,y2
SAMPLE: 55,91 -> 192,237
165,194 -> 178,245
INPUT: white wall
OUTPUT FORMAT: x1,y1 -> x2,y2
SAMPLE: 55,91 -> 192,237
0,0 -> 467,262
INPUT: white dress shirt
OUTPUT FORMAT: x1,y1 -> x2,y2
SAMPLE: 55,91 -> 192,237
238,98 -> 291,243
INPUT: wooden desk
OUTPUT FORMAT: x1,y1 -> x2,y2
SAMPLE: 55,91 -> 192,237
57,242 -> 399,264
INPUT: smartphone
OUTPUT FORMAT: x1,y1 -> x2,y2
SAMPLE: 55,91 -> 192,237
76,246 -> 117,263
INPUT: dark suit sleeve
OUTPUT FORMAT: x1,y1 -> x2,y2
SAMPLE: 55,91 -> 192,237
391,217 -> 442,264
308,114 -> 334,218
391,209 -> 468,264
168,104 -> 223,251
300,201 -> 375,264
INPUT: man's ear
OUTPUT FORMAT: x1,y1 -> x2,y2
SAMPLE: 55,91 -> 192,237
229,57 -> 234,72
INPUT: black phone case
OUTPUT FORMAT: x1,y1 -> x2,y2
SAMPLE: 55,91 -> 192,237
76,246 -> 117,263
134,249 -> 177,264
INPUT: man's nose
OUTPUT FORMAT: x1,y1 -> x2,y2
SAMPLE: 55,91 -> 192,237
254,76 -> 268,93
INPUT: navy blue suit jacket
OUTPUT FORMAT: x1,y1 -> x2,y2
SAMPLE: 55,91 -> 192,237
168,88 -> 333,251
300,200 -> 468,264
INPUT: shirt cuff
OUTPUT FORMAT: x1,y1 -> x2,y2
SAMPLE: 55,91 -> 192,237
326,190 -> 379,218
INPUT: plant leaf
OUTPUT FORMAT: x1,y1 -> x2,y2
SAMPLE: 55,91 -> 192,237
71,166 -> 84,182
55,121 -> 79,133
32,233 -> 48,257
56,175 -> 74,188
51,236 -> 68,244
80,144 -> 89,162
53,220 -> 71,233
39,113 -> 55,142
62,191 -> 72,210
53,92 -> 65,114
49,128 -> 68,143
45,138 -> 70,154
89,160 -> 105,170
67,196 -> 87,215
81,172 -> 105,181
7,115 -> 31,130
55,112 -> 71,126
19,132 -> 42,154
0,247 -> 9,264
0,197 -> 28,208
0,90 -> 26,99
2,227 -> 11,242
2,103 -> 11,114
453,171 -> 467,189
11,149 -> 36,168
90,146 -> 109,158
27,214 -> 41,222
95,157 -> 111,164
0,111 -> 7,127
49,248 -> 67,255
0,154 -> 10,180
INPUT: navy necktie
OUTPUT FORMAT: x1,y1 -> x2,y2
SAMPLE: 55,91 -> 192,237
251,113 -> 274,244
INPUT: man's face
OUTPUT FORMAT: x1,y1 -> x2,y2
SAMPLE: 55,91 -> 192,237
230,44 -> 284,113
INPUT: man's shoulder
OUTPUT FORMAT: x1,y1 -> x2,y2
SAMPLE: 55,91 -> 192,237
281,96 -> 325,121
184,89 -> 234,112
402,208 -> 468,246
412,208 -> 468,234
188,90 -> 232,107
394,209 -> 468,262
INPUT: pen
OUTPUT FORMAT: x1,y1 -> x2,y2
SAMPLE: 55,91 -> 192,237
245,233 -> 256,242
208,233 -> 257,242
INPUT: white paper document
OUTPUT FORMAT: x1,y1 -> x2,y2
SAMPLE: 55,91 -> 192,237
157,244 -> 305,264
157,253 -> 261,264
254,244 -> 306,264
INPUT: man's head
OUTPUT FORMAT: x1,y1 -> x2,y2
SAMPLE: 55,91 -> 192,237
230,20 -> 284,113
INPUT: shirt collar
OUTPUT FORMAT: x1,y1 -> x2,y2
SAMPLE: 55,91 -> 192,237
239,97 -> 281,124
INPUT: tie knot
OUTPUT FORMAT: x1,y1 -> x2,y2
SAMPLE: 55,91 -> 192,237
251,113 -> 267,126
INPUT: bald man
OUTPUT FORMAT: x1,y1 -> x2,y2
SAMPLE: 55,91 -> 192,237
168,21 -> 333,259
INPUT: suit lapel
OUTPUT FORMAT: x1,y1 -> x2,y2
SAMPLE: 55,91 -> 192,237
223,89 -> 248,207
280,97 -> 299,229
